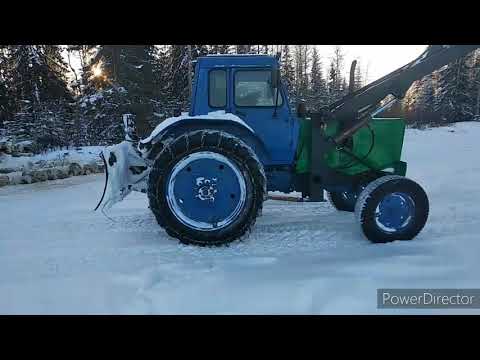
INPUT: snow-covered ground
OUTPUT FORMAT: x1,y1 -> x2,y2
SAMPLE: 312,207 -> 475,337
0,146 -> 103,171
1,122 -> 480,314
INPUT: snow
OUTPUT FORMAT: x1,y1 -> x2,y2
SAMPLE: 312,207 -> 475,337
140,110 -> 255,145
0,146 -> 103,171
1,122 -> 480,314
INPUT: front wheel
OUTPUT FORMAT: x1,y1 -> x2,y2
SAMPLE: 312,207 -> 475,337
147,130 -> 266,246
354,175 -> 429,243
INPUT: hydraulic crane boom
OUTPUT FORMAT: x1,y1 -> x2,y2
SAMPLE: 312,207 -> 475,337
307,45 -> 480,201
329,45 -> 480,132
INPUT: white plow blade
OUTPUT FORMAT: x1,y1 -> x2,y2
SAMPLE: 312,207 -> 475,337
95,141 -> 149,212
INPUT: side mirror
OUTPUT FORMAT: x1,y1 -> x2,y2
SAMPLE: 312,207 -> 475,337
271,69 -> 280,89
297,101 -> 307,118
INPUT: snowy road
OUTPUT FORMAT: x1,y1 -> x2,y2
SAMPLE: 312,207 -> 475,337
1,123 -> 480,314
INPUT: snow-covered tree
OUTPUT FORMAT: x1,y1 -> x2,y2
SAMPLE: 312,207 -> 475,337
328,46 -> 346,102
236,45 -> 251,54
434,51 -> 476,123
307,47 -> 328,111
0,46 -> 11,124
353,60 -> 364,91
294,45 -> 309,100
217,45 -> 232,54
469,49 -> 480,120
84,45 -> 157,97
280,45 -> 295,101
5,45 -> 72,108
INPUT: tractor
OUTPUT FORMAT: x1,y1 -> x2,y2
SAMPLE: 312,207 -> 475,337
95,45 -> 479,246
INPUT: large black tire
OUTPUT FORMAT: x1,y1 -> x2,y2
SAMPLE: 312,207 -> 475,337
327,191 -> 358,212
354,175 -> 429,243
147,130 -> 266,246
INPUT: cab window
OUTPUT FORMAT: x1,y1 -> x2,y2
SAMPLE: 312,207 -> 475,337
234,70 -> 283,107
209,69 -> 227,108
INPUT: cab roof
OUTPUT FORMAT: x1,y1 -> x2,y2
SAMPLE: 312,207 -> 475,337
196,54 -> 279,68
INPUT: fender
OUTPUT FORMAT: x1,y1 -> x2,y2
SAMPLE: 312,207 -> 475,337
140,116 -> 271,166
95,112 -> 272,212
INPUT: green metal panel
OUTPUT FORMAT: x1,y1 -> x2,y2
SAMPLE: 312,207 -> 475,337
295,118 -> 312,174
295,118 -> 406,176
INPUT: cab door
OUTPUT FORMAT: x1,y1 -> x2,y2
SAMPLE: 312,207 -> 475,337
229,68 -> 296,166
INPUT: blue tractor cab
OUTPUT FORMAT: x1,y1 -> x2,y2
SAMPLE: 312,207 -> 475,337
167,54 -> 300,194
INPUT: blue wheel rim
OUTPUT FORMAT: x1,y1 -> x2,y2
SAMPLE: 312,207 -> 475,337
166,151 -> 247,231
375,192 -> 415,233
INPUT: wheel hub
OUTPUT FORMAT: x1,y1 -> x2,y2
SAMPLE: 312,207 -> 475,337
375,192 -> 415,233
195,177 -> 218,202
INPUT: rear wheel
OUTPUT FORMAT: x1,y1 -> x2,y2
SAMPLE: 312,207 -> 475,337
354,175 -> 429,243
147,130 -> 266,246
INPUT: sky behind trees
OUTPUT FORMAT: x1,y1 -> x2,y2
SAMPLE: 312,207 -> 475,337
66,45 -> 428,85
316,45 -> 427,82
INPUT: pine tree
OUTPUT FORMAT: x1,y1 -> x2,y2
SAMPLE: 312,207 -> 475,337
84,45 -> 157,97
415,74 -> 438,125
469,49 -> 480,120
218,45 -> 232,54
193,45 -> 209,58
208,45 -> 220,55
294,45 -> 309,101
280,45 -> 295,102
164,45 -> 190,109
434,55 -> 473,123
236,45 -> 251,54
353,60 -> 363,91
307,47 -> 328,111
65,45 -> 82,96
6,45 -> 72,108
152,45 -> 169,101
208,45 -> 232,55
328,46 -> 346,102
0,46 -> 11,124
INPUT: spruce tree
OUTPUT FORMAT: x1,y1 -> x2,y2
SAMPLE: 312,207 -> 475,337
434,55 -> 473,123
0,46 -> 11,124
415,74 -> 437,125
280,45 -> 295,103
6,45 -> 72,108
353,60 -> 363,91
294,45 -> 309,101
308,47 -> 328,111
218,45 -> 232,54
236,45 -> 251,54
328,46 -> 346,102
469,49 -> 480,120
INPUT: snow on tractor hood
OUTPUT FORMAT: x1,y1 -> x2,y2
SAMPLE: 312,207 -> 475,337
140,110 -> 254,145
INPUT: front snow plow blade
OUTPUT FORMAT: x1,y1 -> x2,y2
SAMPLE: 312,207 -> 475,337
94,141 -> 150,212
94,151 -> 109,211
